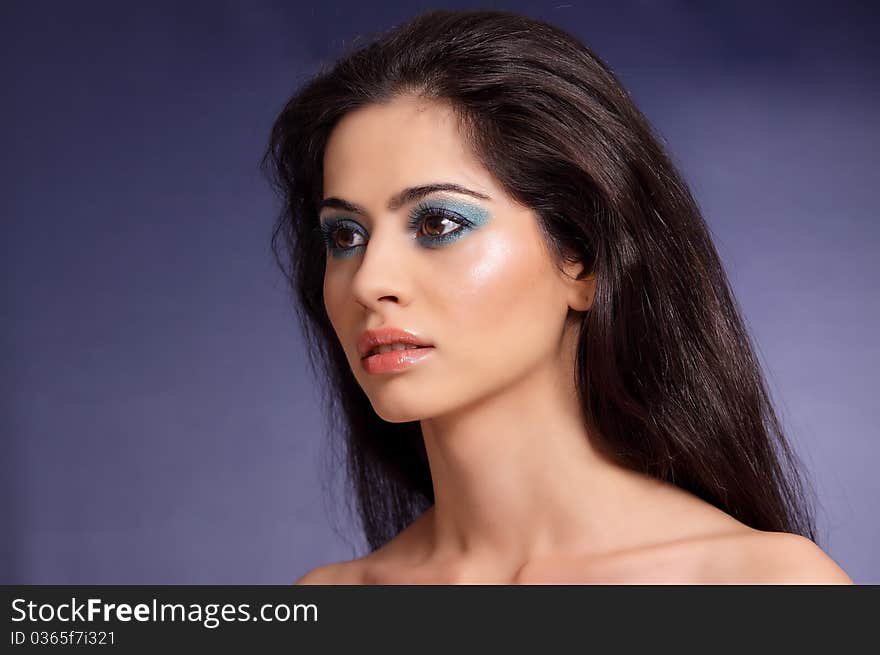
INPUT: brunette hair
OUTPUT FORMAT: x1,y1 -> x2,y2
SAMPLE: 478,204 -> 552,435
262,9 -> 817,551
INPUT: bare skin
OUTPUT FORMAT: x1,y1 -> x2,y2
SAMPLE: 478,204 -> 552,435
304,94 -> 853,585
301,496 -> 852,585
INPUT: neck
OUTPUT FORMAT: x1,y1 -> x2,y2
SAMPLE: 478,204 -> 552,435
416,327 -> 667,572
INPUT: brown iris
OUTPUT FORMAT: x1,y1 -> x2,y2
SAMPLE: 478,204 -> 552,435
420,213 -> 448,238
333,226 -> 357,248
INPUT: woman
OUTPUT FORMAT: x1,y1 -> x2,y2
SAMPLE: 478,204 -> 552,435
262,9 -> 852,584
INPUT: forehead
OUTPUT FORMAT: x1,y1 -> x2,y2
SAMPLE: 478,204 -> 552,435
322,96 -> 491,198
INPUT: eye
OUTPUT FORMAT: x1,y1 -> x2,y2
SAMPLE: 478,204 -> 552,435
319,203 -> 476,258
416,209 -> 466,239
409,203 -> 473,246
329,225 -> 364,249
319,218 -> 367,255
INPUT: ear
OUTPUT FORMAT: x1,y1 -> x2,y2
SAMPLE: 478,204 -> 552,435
560,259 -> 596,312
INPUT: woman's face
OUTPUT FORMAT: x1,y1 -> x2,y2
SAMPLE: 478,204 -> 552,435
321,95 -> 587,422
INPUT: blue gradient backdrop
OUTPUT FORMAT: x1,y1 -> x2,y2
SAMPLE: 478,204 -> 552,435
3,1 -> 877,583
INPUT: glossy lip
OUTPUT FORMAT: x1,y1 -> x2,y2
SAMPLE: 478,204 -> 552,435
357,327 -> 434,360
357,327 -> 435,375
361,346 -> 434,375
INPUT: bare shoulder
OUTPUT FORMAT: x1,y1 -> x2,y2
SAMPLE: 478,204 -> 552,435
293,559 -> 366,585
712,530 -> 853,585
293,516 -> 429,585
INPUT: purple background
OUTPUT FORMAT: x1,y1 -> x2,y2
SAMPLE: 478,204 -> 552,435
3,1 -> 877,583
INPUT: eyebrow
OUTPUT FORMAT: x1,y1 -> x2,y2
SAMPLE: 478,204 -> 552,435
318,183 -> 491,217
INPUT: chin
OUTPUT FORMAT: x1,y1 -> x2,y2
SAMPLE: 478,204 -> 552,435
372,403 -> 426,424
366,386 -> 444,423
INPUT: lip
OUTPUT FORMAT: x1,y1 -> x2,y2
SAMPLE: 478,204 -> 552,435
361,346 -> 434,374
357,326 -> 435,375
357,327 -> 434,359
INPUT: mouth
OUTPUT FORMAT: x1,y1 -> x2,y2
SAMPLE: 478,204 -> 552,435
360,345 -> 435,374
356,326 -> 434,370
361,344 -> 433,360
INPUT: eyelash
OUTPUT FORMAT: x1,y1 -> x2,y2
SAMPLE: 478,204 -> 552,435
318,202 -> 474,257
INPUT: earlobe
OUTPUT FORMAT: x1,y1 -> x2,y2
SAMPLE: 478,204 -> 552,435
569,280 -> 595,312
561,260 -> 596,312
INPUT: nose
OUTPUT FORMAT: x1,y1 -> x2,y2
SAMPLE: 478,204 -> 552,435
349,222 -> 412,312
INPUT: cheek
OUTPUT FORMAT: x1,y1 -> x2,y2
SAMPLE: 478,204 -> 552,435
437,229 -> 563,360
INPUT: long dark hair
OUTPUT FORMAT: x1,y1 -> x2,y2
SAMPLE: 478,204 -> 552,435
262,8 -> 817,552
